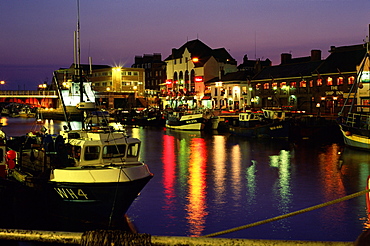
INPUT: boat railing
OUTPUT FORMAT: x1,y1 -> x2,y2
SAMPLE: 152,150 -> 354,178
345,113 -> 370,130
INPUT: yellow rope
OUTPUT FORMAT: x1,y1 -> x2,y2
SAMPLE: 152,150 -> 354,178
203,188 -> 370,238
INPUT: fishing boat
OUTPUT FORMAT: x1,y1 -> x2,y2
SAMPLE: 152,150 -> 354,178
337,42 -> 370,150
229,108 -> 292,138
5,103 -> 153,226
165,107 -> 219,131
2,1 -> 153,227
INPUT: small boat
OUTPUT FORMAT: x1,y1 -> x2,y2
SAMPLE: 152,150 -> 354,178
337,42 -> 370,150
229,108 -> 292,138
165,106 -> 219,131
5,104 -> 153,226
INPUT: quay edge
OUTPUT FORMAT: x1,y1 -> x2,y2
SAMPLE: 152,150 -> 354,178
0,229 -> 354,245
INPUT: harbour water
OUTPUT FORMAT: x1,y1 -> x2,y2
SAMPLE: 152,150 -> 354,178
0,117 -> 369,243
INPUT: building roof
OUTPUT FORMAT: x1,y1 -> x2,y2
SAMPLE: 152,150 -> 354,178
253,60 -> 323,80
164,39 -> 236,66
315,44 -> 367,74
206,70 -> 252,84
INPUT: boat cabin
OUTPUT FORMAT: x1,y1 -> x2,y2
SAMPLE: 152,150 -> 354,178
238,111 -> 264,128
262,108 -> 290,121
62,131 -> 141,167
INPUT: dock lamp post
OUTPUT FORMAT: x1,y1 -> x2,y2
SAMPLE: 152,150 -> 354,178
133,86 -> 138,107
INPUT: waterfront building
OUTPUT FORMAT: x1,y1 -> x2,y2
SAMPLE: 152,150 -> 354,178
131,53 -> 166,108
249,44 -> 366,114
314,44 -> 367,115
90,67 -> 145,109
205,55 -> 272,110
53,64 -> 145,109
163,39 -> 237,109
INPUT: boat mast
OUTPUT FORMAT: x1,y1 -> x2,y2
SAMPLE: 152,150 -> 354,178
75,0 -> 85,128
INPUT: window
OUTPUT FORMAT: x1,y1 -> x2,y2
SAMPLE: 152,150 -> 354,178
300,81 -> 307,87
103,144 -> 126,159
127,143 -> 140,158
317,79 -> 322,86
348,76 -> 355,85
327,77 -> 333,86
272,82 -> 277,89
309,80 -> 314,87
337,77 -> 344,85
263,83 -> 268,89
84,146 -> 100,161
280,82 -> 286,88
290,82 -> 297,88
363,99 -> 370,106
72,146 -> 81,161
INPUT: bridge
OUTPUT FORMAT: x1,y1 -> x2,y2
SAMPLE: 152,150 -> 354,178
0,90 -> 58,107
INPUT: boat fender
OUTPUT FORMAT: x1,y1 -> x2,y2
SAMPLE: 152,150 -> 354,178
6,150 -> 16,169
345,131 -> 352,136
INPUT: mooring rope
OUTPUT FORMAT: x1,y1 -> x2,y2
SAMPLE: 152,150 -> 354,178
203,188 -> 370,238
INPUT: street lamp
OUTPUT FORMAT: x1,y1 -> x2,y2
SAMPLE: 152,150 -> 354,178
186,57 -> 199,92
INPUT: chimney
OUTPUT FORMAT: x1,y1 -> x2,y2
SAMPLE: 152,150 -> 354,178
311,50 -> 321,61
281,53 -> 292,64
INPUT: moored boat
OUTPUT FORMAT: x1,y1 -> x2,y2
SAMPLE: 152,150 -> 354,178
229,108 -> 292,138
5,104 -> 153,226
165,107 -> 219,131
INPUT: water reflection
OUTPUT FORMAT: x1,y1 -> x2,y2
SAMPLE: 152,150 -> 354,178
186,138 -> 208,236
73,126 -> 367,241
212,136 -> 227,210
270,149 -> 292,230
162,134 -> 177,222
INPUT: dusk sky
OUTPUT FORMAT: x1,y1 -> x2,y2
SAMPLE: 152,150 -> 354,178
1,0 -> 370,90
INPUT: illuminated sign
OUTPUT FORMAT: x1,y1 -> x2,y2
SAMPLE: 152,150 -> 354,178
194,76 -> 203,82
165,79 -> 173,85
361,71 -> 370,83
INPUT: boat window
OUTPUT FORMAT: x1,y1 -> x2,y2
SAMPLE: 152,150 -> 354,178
72,146 -> 81,161
84,146 -> 100,161
103,144 -> 126,159
127,143 -> 140,158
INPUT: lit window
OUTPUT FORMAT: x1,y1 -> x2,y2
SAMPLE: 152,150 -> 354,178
272,82 -> 277,89
348,76 -> 355,85
327,77 -> 333,86
363,99 -> 370,105
256,83 -> 261,90
300,81 -> 307,87
263,83 -> 269,89
317,79 -> 322,86
309,80 -> 314,87
337,77 -> 344,85
290,82 -> 296,88
280,82 -> 286,88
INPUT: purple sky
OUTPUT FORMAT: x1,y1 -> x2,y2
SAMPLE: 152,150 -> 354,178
1,0 -> 369,90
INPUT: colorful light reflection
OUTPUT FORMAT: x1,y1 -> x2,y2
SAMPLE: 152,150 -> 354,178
186,138 -> 208,236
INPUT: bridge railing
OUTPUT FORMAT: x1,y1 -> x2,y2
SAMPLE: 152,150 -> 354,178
0,90 -> 58,97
